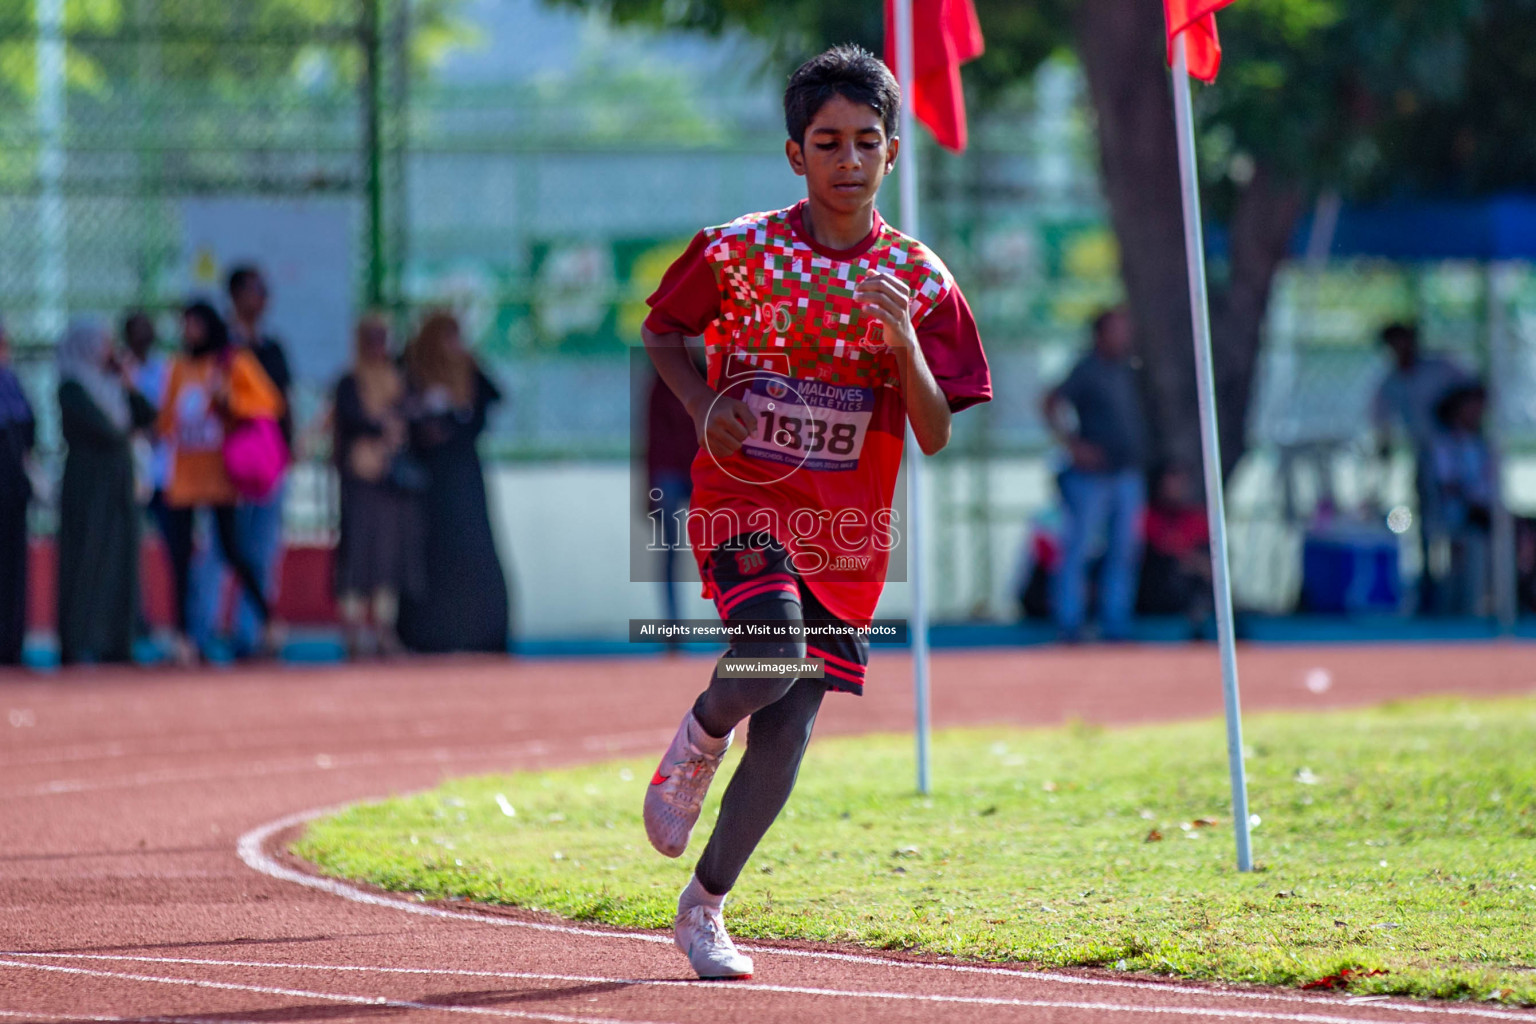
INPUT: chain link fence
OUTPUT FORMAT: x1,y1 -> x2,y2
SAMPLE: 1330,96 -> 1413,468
0,0 -> 389,540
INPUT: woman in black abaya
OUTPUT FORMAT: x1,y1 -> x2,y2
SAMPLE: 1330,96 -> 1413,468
397,311 -> 510,654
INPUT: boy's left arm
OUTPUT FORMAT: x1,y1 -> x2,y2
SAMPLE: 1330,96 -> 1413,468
855,271 -> 990,456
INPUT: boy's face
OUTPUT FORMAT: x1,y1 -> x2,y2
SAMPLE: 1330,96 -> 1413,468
786,93 -> 898,217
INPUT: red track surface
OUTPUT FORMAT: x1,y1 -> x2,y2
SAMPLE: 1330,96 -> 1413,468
3,644 -> 1536,1023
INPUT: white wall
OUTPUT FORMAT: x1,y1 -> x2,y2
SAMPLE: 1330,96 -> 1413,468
485,457 -> 1054,639
489,462 -> 714,639
486,452 -> 1536,639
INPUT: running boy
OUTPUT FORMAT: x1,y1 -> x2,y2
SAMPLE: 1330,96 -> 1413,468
641,44 -> 991,980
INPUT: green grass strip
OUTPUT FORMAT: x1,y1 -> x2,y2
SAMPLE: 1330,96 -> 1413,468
294,695 -> 1536,1004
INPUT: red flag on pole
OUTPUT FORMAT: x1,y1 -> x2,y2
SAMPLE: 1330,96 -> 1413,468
1163,0 -> 1237,83
883,0 -> 985,153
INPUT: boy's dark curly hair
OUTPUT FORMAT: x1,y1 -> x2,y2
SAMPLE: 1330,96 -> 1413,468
784,44 -> 901,146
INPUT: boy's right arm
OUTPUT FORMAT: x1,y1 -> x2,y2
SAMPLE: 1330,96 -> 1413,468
642,229 -> 757,458
641,326 -> 757,460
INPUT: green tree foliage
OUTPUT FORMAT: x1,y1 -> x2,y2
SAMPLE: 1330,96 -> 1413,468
1217,0 -> 1536,200
545,0 -> 1536,205
0,0 -> 472,101
538,0 -> 1067,106
543,0 -> 1536,472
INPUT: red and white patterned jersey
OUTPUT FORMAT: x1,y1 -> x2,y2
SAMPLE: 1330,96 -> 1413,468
645,200 -> 990,626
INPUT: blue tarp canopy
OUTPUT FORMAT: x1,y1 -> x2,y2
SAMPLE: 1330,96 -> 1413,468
1294,194 -> 1536,262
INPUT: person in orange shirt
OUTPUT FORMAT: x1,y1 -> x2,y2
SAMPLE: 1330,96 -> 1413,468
156,301 -> 283,665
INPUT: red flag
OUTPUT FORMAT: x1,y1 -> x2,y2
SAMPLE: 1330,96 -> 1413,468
1163,0 -> 1236,83
883,0 -> 985,153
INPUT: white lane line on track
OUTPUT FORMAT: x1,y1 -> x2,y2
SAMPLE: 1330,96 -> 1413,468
237,809 -> 1535,1024
0,954 -> 1492,1024
0,1009 -> 268,1024
0,959 -> 675,1024
240,805 -> 664,945
0,741 -> 132,769
9,952 -> 1533,1024
1,732 -> 670,800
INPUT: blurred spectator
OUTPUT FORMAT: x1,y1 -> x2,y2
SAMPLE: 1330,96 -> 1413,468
646,364 -> 700,628
398,311 -> 510,654
332,314 -> 424,658
1517,518 -> 1536,615
55,318 -> 157,665
122,312 -> 176,603
124,311 -> 169,488
1014,507 -> 1065,622
1042,307 -> 1148,642
1136,463 -> 1213,633
0,320 -> 34,666
1372,322 -> 1472,612
156,301 -> 282,665
223,265 -> 294,658
1429,382 -> 1494,616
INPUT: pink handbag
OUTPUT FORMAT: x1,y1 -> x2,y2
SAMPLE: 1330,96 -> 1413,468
223,417 -> 289,501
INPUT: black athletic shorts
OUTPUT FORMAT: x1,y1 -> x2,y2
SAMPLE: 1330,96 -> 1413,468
702,532 -> 869,695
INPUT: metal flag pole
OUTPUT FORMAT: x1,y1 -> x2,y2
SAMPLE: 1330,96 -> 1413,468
1170,33 -> 1253,871
894,0 -> 932,796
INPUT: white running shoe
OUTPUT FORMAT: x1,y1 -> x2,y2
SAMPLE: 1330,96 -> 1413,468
644,711 -> 730,858
674,904 -> 754,980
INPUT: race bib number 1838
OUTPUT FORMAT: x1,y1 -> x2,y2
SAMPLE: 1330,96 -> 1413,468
739,372 -> 874,472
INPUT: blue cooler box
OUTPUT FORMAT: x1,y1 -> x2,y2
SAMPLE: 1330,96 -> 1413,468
1300,522 -> 1403,614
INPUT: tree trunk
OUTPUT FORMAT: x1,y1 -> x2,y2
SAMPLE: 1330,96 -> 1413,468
1071,0 -> 1302,482
1212,165 -> 1304,478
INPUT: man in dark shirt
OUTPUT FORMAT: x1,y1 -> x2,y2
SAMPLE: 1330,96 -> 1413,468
228,266 -> 294,449
1042,307 -> 1148,641
224,264 -> 292,656
1371,322 -> 1471,614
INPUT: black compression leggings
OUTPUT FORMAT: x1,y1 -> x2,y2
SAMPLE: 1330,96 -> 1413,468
161,505 -> 270,634
691,596 -> 828,897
